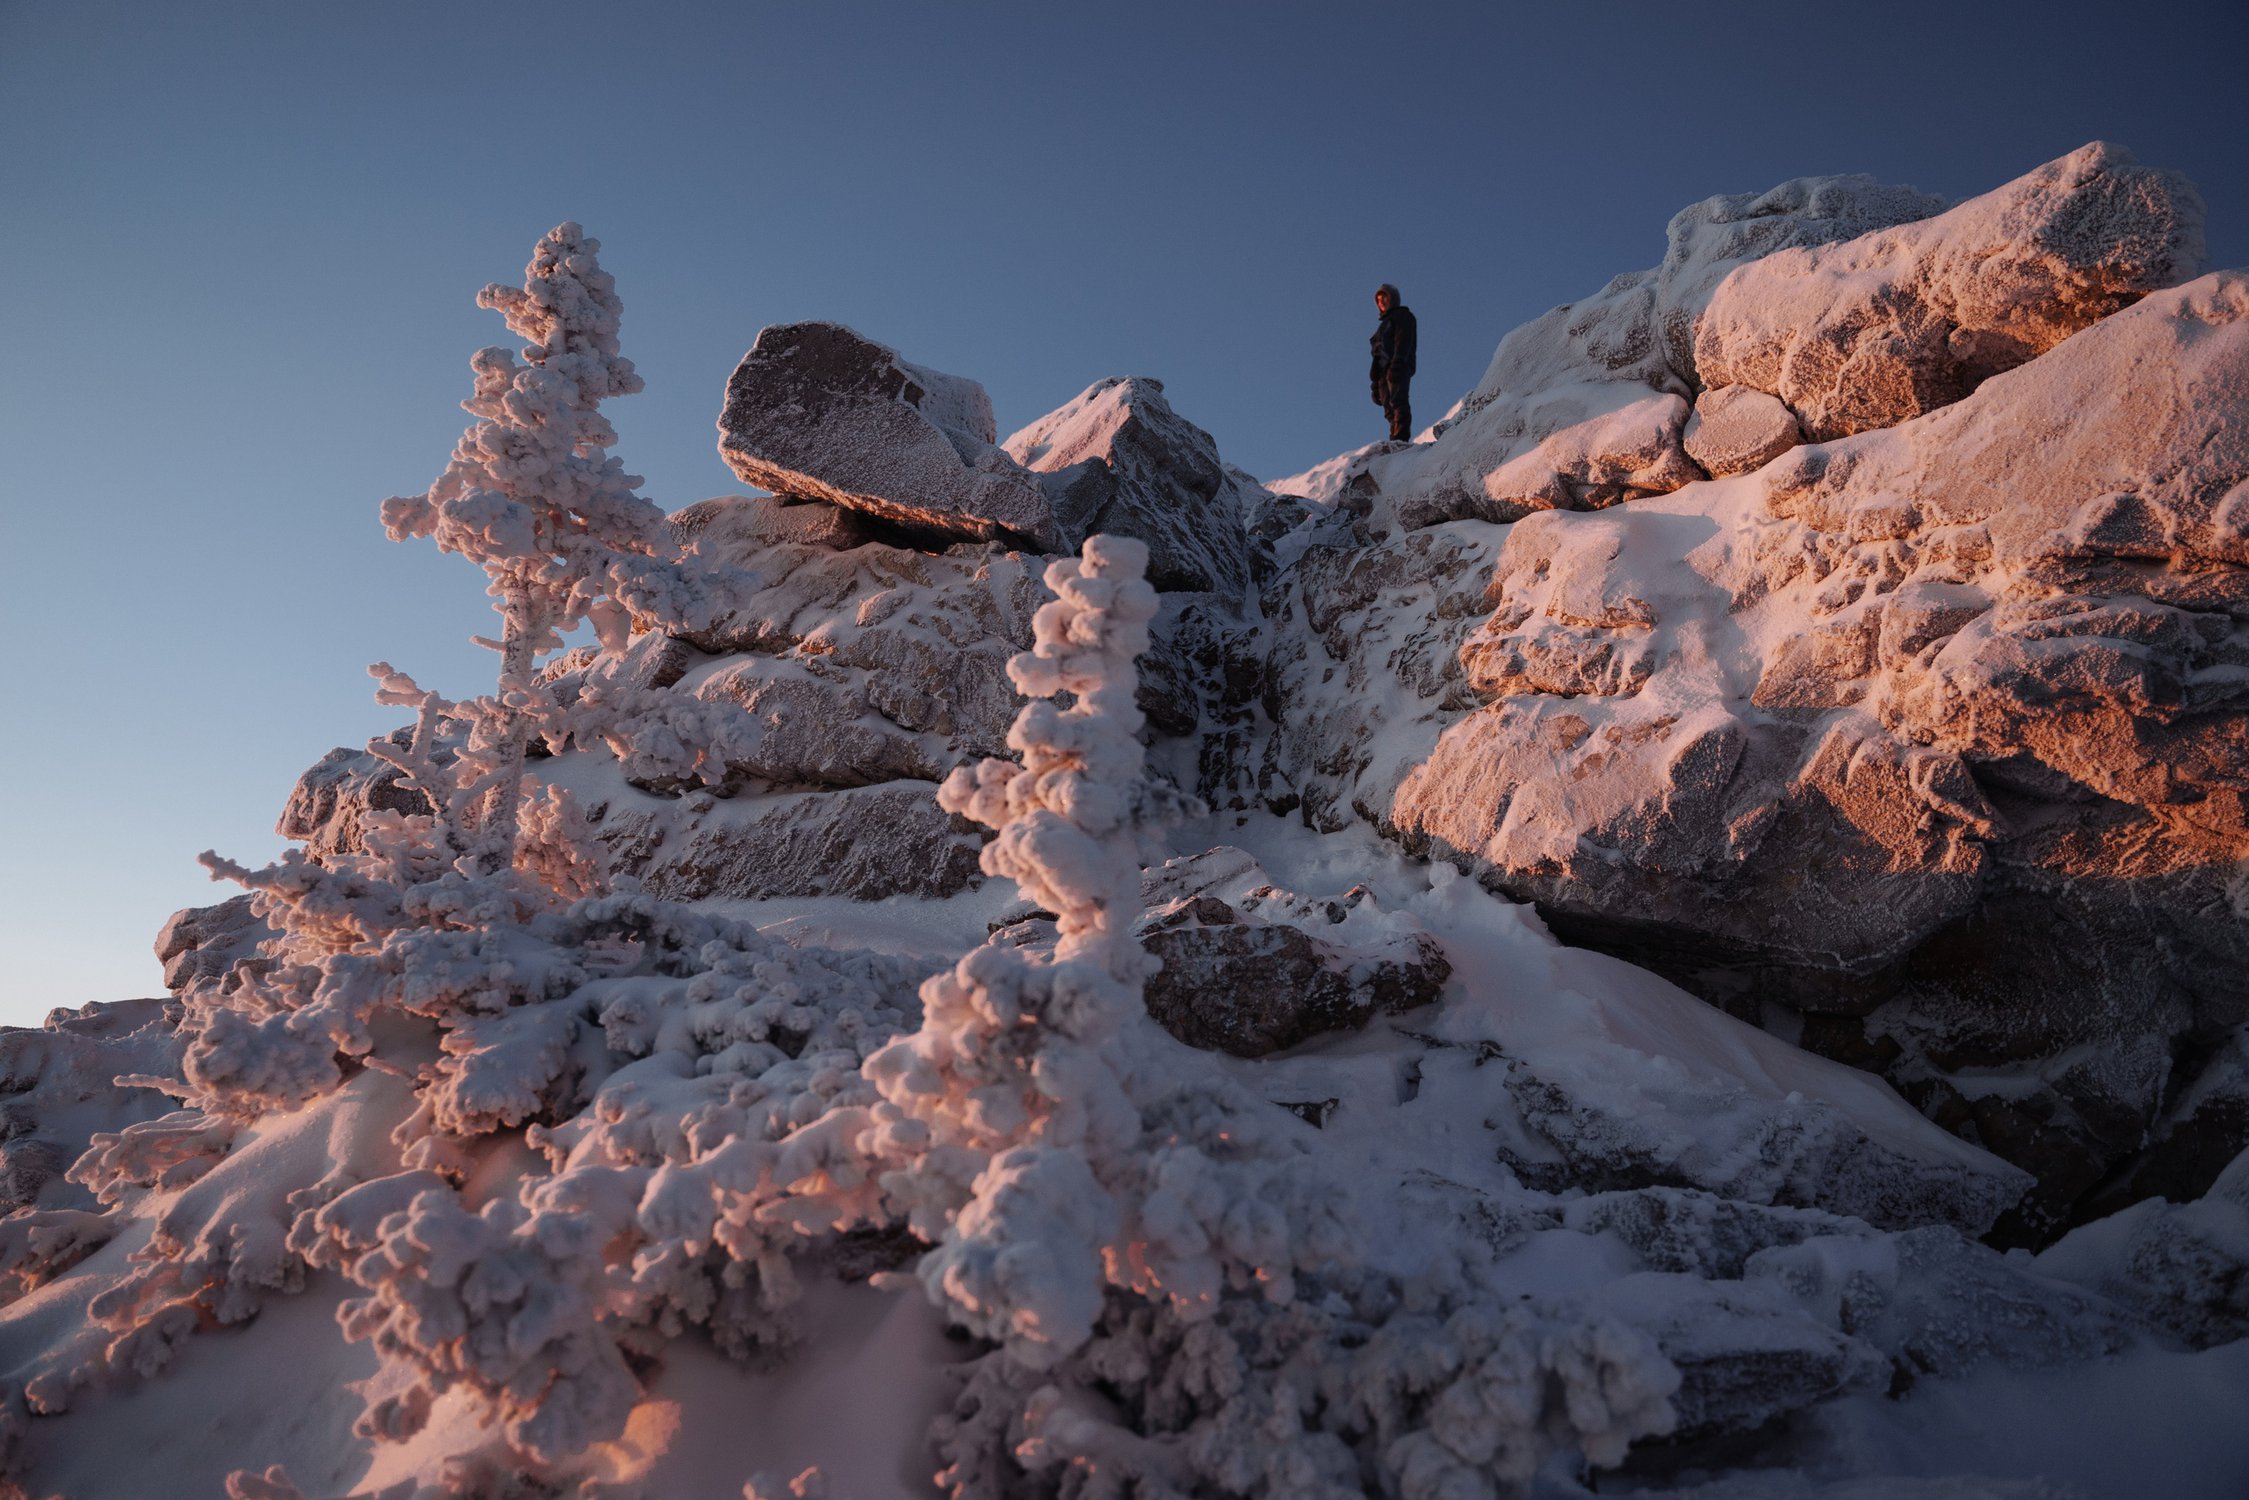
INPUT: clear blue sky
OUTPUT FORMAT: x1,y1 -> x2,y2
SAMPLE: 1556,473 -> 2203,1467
4,0 -> 2245,1022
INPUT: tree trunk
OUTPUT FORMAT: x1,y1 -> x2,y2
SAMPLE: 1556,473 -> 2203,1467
480,602 -> 537,875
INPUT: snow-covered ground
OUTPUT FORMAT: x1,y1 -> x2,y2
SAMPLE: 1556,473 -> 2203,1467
5,149 -> 2246,1499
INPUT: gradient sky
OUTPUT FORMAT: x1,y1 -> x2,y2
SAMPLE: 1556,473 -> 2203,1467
3,0 -> 2245,1024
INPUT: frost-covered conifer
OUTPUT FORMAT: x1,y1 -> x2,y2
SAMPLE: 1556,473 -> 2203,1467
862,537 -> 1346,1370
380,222 -> 671,870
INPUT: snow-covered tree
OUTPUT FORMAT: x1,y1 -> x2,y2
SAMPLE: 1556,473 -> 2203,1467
379,222 -> 672,871
860,536 -> 1349,1369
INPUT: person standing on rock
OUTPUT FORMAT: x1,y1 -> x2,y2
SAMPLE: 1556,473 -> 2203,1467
1370,283 -> 1418,442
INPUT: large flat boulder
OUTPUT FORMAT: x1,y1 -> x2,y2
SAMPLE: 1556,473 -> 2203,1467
717,322 -> 1060,547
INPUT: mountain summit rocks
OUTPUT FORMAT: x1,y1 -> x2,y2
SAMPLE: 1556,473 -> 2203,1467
718,326 -> 1270,592
75,144 -> 2249,1497
718,321 -> 1059,547
233,144 -> 2242,1250
1002,375 -> 1259,595
1696,140 -> 2208,440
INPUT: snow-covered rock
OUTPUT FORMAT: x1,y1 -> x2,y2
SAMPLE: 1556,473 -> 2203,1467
20,148 -> 2249,1499
2037,1144 -> 2249,1349
991,852 -> 1456,1058
587,777 -> 985,902
1684,384 -> 1803,477
1697,141 -> 2207,440
274,741 -> 435,861
1385,270 -> 2249,1240
1326,171 -> 1948,532
151,893 -> 270,993
1002,375 -> 1260,596
1137,886 -> 1449,1058
1251,520 -> 1504,828
719,321 -> 1060,547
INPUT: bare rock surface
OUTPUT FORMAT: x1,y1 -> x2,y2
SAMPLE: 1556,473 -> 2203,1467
718,321 -> 1058,547
1002,376 -> 1259,595
1697,142 -> 2207,441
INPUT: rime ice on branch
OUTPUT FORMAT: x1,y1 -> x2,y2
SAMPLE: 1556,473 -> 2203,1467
379,222 -> 672,869
864,536 -> 1341,1369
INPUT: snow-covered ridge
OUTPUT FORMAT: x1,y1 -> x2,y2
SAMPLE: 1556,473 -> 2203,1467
4,148 -> 2246,1498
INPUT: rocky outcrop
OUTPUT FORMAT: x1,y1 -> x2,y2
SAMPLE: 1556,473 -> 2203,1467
275,740 -> 433,861
1328,173 -> 1948,532
1383,271 -> 2249,1242
273,478 -> 1233,906
1696,142 -> 2207,440
1303,146 -> 2204,544
1002,376 -> 1259,595
717,329 -> 1274,597
718,322 -> 1059,547
152,893 -> 270,994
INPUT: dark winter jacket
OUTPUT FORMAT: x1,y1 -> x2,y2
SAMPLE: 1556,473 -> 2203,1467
1369,303 -> 1417,386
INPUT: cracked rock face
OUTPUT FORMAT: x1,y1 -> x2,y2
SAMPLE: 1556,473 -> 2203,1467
718,321 -> 1060,547
1386,272 -> 2249,1241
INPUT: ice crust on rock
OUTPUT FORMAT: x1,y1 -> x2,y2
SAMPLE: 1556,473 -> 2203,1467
1697,141 -> 2208,440
15,146 -> 2249,1498
1002,375 -> 1261,595
1329,172 -> 1949,532
719,322 -> 1059,548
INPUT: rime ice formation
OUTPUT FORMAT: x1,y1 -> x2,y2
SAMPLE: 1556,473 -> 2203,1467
1000,376 -> 1263,595
1391,270 -> 2249,1241
717,322 -> 1059,548
1695,142 -> 2207,440
10,146 -> 2249,1498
